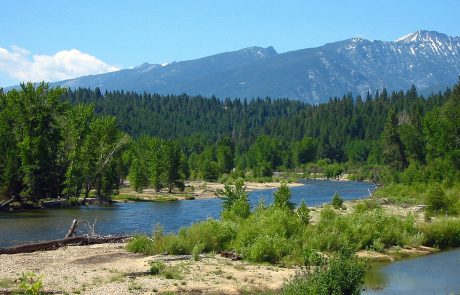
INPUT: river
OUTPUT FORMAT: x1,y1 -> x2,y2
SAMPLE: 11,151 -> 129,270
0,179 -> 373,247
364,248 -> 460,294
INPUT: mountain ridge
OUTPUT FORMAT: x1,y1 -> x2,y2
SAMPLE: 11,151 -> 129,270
6,30 -> 460,103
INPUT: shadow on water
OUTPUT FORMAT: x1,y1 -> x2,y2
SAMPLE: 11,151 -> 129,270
0,179 -> 375,247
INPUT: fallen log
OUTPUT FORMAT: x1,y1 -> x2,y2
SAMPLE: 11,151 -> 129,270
0,235 -> 130,255
0,196 -> 17,208
219,250 -> 242,261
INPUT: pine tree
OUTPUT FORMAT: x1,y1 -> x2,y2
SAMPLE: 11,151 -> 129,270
381,109 -> 407,171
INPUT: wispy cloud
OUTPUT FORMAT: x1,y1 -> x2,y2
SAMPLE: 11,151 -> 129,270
0,45 -> 119,84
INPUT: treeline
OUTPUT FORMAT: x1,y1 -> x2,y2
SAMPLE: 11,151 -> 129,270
63,83 -> 455,183
64,86 -> 448,164
1,80 -> 459,201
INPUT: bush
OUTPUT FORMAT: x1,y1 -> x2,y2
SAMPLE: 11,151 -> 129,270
17,272 -> 44,295
331,192 -> 344,209
232,206 -> 303,263
304,207 -> 420,252
324,163 -> 344,179
420,218 -> 460,249
296,200 -> 310,224
126,235 -> 154,254
426,183 -> 450,214
166,219 -> 237,255
354,199 -> 380,213
273,182 -> 294,210
282,250 -> 366,295
192,242 -> 205,261
219,180 -> 250,219
149,261 -> 165,275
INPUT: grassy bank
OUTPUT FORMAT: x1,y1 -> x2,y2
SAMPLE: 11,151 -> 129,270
125,181 -> 460,293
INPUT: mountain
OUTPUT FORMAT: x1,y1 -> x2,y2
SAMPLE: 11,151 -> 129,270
27,30 -> 460,103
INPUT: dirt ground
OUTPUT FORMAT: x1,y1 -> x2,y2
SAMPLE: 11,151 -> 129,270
0,243 -> 298,294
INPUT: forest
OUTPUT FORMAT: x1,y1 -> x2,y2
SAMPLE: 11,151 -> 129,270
0,80 -> 459,203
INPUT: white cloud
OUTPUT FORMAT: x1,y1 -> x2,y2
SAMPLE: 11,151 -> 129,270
0,45 -> 119,83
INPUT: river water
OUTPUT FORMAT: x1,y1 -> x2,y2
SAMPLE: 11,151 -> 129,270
363,248 -> 460,294
0,179 -> 373,247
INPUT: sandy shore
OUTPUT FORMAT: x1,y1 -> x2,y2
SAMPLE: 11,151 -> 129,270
116,180 -> 304,202
0,243 -> 297,294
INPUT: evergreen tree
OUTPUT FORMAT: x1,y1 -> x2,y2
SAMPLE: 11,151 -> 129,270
273,182 -> 294,210
381,109 -> 407,171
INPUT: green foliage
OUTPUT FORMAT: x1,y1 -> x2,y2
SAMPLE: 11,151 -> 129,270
148,261 -> 183,279
273,183 -> 294,210
420,218 -> 460,249
324,163 -> 344,179
17,272 -> 44,295
192,242 -> 205,261
138,219 -> 236,255
354,199 -> 380,213
232,206 -> 303,263
149,261 -> 165,275
373,183 -> 429,205
381,109 -> 407,171
426,183 -> 451,214
282,250 -> 366,295
305,207 -> 420,252
127,158 -> 149,192
292,136 -> 318,166
126,235 -> 154,254
219,180 -> 250,219
331,192 -> 344,209
345,140 -> 370,163
296,200 -> 310,224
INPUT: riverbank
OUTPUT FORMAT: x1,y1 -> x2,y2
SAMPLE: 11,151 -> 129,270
113,180 -> 304,202
0,242 -> 297,294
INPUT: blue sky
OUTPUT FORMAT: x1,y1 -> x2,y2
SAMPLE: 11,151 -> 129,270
1,0 -> 459,87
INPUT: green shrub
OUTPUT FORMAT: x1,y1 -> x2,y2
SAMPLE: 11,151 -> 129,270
273,182 -> 294,210
420,218 -> 460,248
331,192 -> 344,209
282,250 -> 365,295
426,183 -> 450,214
192,242 -> 205,261
148,261 -> 183,280
324,163 -> 344,179
126,235 -> 154,254
162,266 -> 183,280
149,261 -> 165,275
232,206 -> 303,263
68,197 -> 80,206
373,183 -> 428,205
164,219 -> 237,255
17,272 -> 44,295
296,200 -> 310,224
354,199 -> 380,213
219,180 -> 250,219
305,207 -> 420,252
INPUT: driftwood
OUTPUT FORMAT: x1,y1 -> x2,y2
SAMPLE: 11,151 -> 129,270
0,218 -> 129,255
0,235 -> 130,255
65,219 -> 78,238
0,196 -> 17,208
219,250 -> 242,261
